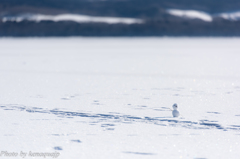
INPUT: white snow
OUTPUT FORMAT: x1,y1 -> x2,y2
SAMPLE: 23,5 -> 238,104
218,11 -> 240,21
167,9 -> 213,22
0,37 -> 240,159
1,14 -> 143,24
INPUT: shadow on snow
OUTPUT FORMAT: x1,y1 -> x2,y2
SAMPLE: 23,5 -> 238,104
1,104 -> 239,131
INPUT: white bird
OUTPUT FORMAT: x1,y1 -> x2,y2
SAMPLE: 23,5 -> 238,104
172,103 -> 180,117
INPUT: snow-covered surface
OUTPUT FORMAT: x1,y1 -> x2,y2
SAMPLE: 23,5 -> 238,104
0,37 -> 240,159
167,9 -> 240,22
2,10 -> 240,24
167,9 -> 213,22
1,14 -> 143,24
218,11 -> 240,21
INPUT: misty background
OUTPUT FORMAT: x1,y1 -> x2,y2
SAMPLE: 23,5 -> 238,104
1,0 -> 240,36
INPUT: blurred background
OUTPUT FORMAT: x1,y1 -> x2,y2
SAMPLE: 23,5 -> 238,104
1,0 -> 240,36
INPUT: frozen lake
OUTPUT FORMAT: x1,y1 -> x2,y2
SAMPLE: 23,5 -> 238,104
0,37 -> 240,159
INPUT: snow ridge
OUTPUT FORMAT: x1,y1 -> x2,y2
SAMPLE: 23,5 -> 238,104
2,14 -> 143,24
218,11 -> 240,21
167,9 -> 213,22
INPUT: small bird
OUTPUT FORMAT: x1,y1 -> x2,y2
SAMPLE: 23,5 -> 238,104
172,103 -> 180,117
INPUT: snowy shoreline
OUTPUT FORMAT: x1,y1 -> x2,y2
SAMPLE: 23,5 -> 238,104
1,38 -> 240,159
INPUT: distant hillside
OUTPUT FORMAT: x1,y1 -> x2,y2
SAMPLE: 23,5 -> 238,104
1,0 -> 240,17
1,0 -> 240,36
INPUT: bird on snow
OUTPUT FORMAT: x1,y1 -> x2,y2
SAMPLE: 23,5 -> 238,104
172,103 -> 180,117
